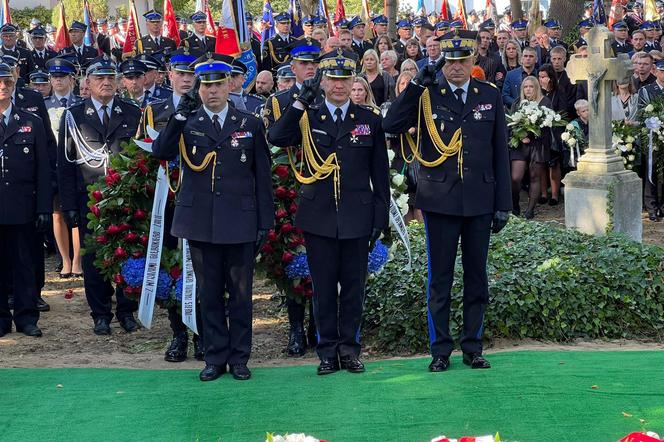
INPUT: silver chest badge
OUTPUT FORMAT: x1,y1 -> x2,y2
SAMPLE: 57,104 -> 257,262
231,138 -> 239,148
474,111 -> 482,120
23,147 -> 29,154
240,150 -> 247,162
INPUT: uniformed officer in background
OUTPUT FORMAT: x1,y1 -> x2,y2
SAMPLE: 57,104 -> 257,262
57,56 -> 143,335
348,17 -> 372,61
44,57 -> 80,110
151,54 -> 274,381
0,62 -> 52,338
268,50 -> 390,375
139,10 -> 178,55
182,11 -> 216,53
275,63 -> 296,91
28,27 -> 58,72
383,31 -> 511,372
136,53 -> 172,103
263,13 -> 292,74
60,21 -> 97,68
0,24 -> 35,83
119,58 -> 149,107
138,48 -> 205,362
228,60 -> 265,113
28,70 -> 51,98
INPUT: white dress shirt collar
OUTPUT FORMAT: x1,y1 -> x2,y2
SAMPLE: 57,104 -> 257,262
203,104 -> 229,126
325,99 -> 350,120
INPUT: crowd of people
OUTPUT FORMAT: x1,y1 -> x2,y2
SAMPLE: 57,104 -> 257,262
0,1 -> 661,381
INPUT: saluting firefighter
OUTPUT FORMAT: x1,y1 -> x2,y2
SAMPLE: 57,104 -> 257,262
151,54 -> 274,382
57,56 -> 143,335
268,50 -> 390,375
383,31 -> 511,372
138,48 -> 205,363
0,62 -> 52,338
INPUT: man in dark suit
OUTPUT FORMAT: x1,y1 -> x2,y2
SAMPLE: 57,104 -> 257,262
57,57 -> 142,335
511,19 -> 529,50
139,10 -> 178,55
268,50 -> 390,376
61,21 -> 98,68
1,24 -> 35,83
393,19 -> 413,59
611,21 -> 633,55
28,27 -> 57,71
138,48 -> 205,362
182,11 -> 216,53
383,30 -> 511,372
263,13 -> 293,74
0,62 -> 52,338
348,16 -> 372,61
152,54 -> 274,381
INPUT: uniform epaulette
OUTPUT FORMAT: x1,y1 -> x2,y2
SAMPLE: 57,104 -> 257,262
235,107 -> 261,120
68,99 -> 85,108
147,97 -> 168,106
247,93 -> 266,101
118,96 -> 141,108
359,104 -> 381,115
475,79 -> 498,89
274,88 -> 290,97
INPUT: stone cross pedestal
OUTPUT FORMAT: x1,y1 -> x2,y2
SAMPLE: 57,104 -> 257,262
563,25 -> 643,241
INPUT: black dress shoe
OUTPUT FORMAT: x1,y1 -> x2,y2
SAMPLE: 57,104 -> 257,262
118,315 -> 138,333
649,213 -> 660,222
538,196 -> 548,204
340,355 -> 365,373
193,334 -> 205,361
317,357 -> 340,375
93,318 -> 112,335
286,325 -> 306,356
199,364 -> 226,381
36,296 -> 50,312
164,333 -> 188,362
463,353 -> 491,369
19,324 -> 42,337
548,198 -> 559,206
523,210 -> 535,220
428,356 -> 450,372
229,363 -> 252,380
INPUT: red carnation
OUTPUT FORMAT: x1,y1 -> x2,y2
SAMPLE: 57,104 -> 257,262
122,207 -> 132,215
132,251 -> 143,258
170,169 -> 180,180
138,163 -> 149,175
261,243 -> 274,254
119,223 -> 131,232
113,247 -> 127,259
145,184 -> 155,195
275,208 -> 288,219
91,190 -> 103,202
281,223 -> 294,234
90,204 -> 101,218
282,251 -> 294,263
274,165 -> 289,179
275,186 -> 288,199
107,224 -> 121,235
124,232 -> 138,243
287,189 -> 297,199
113,273 -> 125,284
96,235 -> 108,244
133,209 -> 147,221
267,230 -> 278,242
170,266 -> 182,279
288,202 -> 298,214
293,284 -> 305,294
139,235 -> 149,246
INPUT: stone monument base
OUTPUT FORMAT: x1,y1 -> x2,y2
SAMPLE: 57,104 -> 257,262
562,169 -> 643,242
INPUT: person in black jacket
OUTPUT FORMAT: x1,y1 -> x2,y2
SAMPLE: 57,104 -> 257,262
151,54 -> 274,382
0,24 -> 35,83
181,11 -> 216,53
0,63 -> 52,338
28,27 -> 58,71
268,50 -> 389,376
538,64 -> 565,206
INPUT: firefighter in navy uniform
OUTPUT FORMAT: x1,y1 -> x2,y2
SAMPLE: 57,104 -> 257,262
182,11 -> 216,53
151,54 -> 274,382
139,10 -> 178,55
0,62 -> 52,338
138,48 -> 205,362
348,16 -> 373,61
263,13 -> 293,74
0,24 -> 35,83
28,27 -> 58,71
60,21 -> 98,68
57,57 -> 143,335
228,60 -> 265,113
383,31 -> 511,372
268,50 -> 390,375
263,39 -> 321,357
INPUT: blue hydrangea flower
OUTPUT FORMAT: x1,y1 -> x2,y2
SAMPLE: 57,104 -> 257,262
121,257 -> 146,287
155,270 -> 173,300
368,240 -> 389,274
174,276 -> 183,302
285,253 -> 310,279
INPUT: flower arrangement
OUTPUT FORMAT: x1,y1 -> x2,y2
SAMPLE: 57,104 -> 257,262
637,97 -> 664,176
612,120 -> 639,171
266,434 -> 325,442
85,140 -> 182,306
506,101 -> 566,149
432,434 -> 499,442
560,121 -> 587,168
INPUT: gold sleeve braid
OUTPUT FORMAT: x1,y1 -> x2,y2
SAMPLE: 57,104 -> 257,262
404,88 -> 465,179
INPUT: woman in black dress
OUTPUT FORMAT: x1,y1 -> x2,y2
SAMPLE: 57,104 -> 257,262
538,63 -> 565,205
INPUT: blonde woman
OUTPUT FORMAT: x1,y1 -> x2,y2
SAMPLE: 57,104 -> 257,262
502,40 -> 522,71
350,76 -> 378,108
360,49 -> 395,106
509,75 -> 553,219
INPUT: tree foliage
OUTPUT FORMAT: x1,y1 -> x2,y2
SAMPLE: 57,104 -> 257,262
10,6 -> 52,29
50,0 -> 108,26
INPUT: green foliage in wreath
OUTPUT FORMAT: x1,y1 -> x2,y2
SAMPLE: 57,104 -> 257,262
364,219 -> 664,353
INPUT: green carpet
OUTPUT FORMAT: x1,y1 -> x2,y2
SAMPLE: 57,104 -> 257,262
1,351 -> 663,442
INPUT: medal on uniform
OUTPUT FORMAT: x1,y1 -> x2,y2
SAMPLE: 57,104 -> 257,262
240,150 -> 247,162
474,111 -> 482,120
350,134 -> 358,143
23,147 -> 29,154
440,120 -> 445,132
231,138 -> 239,148
192,146 -> 197,154
240,117 -> 247,129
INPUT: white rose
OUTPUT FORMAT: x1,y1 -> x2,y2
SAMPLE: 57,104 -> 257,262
623,157 -> 628,164
626,143 -> 633,151
554,114 -> 561,121
626,136 -> 635,143
387,149 -> 395,164
615,149 -> 622,155
628,154 -> 635,161
391,174 -> 405,187
529,114 -> 538,124
567,137 -> 577,146
561,132 -> 570,141
566,123 -> 575,131
512,112 -> 522,122
646,104 -> 655,112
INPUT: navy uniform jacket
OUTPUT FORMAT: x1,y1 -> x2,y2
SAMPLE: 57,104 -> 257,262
612,40 -> 633,55
44,93 -> 82,111
182,34 -> 216,52
351,40 -> 373,61
382,78 -> 511,217
3,47 -> 34,82
251,34 -> 263,73
139,96 -> 177,135
268,101 -> 390,239
15,87 -> 58,174
138,35 -> 177,55
229,91 -> 266,114
151,106 -> 274,244
57,97 -> 141,212
263,35 -> 291,73
30,48 -> 58,71
0,106 -> 52,224
263,84 -> 325,129
60,45 -> 98,67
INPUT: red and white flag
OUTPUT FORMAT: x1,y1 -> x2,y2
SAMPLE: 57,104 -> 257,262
215,0 -> 241,56
205,5 -> 217,37
608,0 -> 628,29
162,0 -> 180,46
440,0 -> 451,20
54,1 -> 70,52
454,0 -> 468,29
333,0 -> 345,35
123,0 -> 143,55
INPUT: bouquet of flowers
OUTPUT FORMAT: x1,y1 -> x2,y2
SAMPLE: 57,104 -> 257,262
431,433 -> 500,442
612,120 -> 639,171
506,101 -> 566,149
560,122 -> 587,168
388,148 -> 410,216
266,434 -> 326,442
637,97 -> 664,176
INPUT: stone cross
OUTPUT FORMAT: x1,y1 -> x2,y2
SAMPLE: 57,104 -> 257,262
567,25 -> 633,174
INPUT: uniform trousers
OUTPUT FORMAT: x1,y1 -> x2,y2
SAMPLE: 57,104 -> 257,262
304,232 -> 369,360
0,223 -> 39,331
644,153 -> 661,215
422,211 -> 492,357
188,240 -> 253,366
77,194 -> 136,321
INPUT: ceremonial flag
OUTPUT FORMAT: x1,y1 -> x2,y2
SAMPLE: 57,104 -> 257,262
360,0 -> 371,24
440,0 -> 451,20
54,1 -> 71,52
83,0 -> 94,46
215,0 -> 241,56
453,0 -> 467,29
484,0 -> 497,23
416,0 -> 426,16
205,5 -> 217,37
235,0 -> 258,91
289,0 -> 304,38
261,0 -> 275,52
123,0 -> 143,55
608,0 -> 628,29
162,0 -> 180,46
592,0 -> 607,24
195,0 -> 206,11
0,0 -> 10,26
318,0 -> 334,35
333,0 -> 346,34
644,0 -> 660,20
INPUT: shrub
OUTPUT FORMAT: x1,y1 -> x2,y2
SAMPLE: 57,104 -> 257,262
364,219 -> 664,353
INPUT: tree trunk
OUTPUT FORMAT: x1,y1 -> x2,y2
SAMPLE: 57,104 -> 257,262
386,0 -> 397,40
548,0 -> 594,40
510,0 -> 523,20
301,0 -> 316,18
